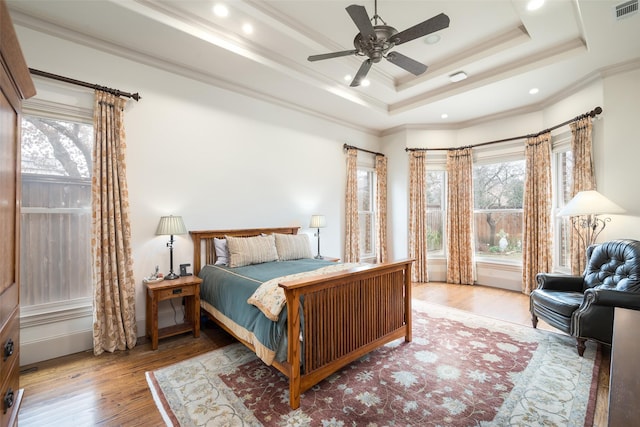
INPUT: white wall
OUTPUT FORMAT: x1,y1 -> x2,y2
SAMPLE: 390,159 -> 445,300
15,26 -> 380,365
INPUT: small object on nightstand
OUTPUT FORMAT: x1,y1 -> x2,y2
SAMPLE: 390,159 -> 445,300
180,263 -> 192,276
143,265 -> 164,283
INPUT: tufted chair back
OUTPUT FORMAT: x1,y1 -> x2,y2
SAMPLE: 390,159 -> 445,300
583,239 -> 640,292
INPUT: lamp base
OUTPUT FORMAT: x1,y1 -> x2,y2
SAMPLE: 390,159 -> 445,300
314,255 -> 324,259
165,272 -> 180,280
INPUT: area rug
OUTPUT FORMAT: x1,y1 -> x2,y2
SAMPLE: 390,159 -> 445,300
146,300 -> 600,426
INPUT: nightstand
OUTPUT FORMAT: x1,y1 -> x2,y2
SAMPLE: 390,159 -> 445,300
145,275 -> 201,350
321,256 -> 340,262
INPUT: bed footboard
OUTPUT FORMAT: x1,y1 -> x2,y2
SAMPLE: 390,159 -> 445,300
279,259 -> 413,409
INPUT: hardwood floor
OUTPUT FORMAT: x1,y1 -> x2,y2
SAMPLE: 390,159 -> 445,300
18,283 -> 610,426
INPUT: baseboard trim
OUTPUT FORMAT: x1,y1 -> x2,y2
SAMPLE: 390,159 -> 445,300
20,329 -> 93,366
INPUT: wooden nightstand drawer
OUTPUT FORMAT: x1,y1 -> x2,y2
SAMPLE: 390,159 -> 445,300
155,285 -> 196,301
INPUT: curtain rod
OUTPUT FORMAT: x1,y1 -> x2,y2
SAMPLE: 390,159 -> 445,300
29,68 -> 141,101
405,106 -> 602,152
343,143 -> 384,157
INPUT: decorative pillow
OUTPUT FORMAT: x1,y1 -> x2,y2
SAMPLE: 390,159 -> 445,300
226,234 -> 279,268
274,233 -> 313,261
213,237 -> 229,266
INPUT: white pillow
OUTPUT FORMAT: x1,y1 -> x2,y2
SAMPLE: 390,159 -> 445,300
274,233 -> 313,261
226,234 -> 279,268
214,237 -> 228,266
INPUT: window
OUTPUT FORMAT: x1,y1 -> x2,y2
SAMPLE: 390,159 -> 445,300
426,171 -> 445,254
553,148 -> 573,271
357,168 -> 376,260
473,160 -> 525,262
20,114 -> 93,309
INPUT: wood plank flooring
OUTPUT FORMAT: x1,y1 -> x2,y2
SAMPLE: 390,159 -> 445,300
18,282 -> 610,426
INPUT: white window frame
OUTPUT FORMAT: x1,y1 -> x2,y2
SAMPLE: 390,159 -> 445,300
20,91 -> 94,325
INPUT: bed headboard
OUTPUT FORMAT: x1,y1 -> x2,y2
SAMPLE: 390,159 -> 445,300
190,226 -> 300,273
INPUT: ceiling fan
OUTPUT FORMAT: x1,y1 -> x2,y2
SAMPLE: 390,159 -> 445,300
307,1 -> 450,87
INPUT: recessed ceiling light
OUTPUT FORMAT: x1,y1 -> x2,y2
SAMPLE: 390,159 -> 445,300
425,34 -> 441,45
449,71 -> 467,83
529,87 -> 539,95
213,3 -> 229,17
242,23 -> 253,34
441,113 -> 449,119
344,74 -> 352,82
527,0 -> 545,11
361,79 -> 371,87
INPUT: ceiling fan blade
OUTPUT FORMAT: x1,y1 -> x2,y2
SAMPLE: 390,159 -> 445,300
386,51 -> 427,76
346,4 -> 376,41
350,59 -> 372,87
391,13 -> 450,46
308,49 -> 358,62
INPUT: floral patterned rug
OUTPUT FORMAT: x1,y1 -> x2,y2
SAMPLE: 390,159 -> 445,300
146,300 -> 600,426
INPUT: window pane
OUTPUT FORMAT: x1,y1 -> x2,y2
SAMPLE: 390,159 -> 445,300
555,150 -> 574,269
21,116 -> 93,307
357,168 -> 375,259
426,171 -> 444,252
473,160 -> 524,261
357,169 -> 372,211
359,212 -> 374,257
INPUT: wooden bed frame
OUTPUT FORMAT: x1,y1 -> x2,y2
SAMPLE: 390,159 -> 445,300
190,226 -> 413,409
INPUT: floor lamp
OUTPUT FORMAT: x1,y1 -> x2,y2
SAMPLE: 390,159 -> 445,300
558,190 -> 625,250
310,214 -> 326,259
156,215 -> 187,280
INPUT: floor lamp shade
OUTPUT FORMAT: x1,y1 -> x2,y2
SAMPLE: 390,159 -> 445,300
310,215 -> 326,259
557,190 -> 625,217
557,190 -> 625,247
156,215 -> 187,280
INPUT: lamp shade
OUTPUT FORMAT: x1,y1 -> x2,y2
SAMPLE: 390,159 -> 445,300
309,215 -> 326,228
557,190 -> 625,217
155,215 -> 187,235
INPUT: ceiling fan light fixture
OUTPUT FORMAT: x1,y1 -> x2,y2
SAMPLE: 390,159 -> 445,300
425,34 -> 441,45
449,71 -> 468,82
307,3 -> 450,87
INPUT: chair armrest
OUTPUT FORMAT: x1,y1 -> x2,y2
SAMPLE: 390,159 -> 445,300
581,288 -> 640,310
535,273 -> 584,291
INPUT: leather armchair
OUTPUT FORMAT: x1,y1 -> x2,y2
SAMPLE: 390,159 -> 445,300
530,239 -> 640,356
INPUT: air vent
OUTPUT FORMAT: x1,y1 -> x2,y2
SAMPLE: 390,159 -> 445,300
615,0 -> 638,20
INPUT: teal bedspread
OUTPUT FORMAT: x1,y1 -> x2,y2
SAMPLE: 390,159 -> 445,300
198,259 -> 335,362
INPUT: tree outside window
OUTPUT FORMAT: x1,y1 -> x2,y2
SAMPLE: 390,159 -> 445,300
473,160 -> 525,261
426,171 -> 445,253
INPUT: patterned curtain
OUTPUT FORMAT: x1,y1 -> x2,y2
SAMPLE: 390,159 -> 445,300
522,132 -> 553,294
344,148 -> 360,262
92,90 -> 137,355
375,154 -> 388,263
408,151 -> 428,282
569,117 -> 596,275
446,148 -> 475,285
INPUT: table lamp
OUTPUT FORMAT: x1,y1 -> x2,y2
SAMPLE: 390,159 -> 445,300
155,215 -> 187,280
